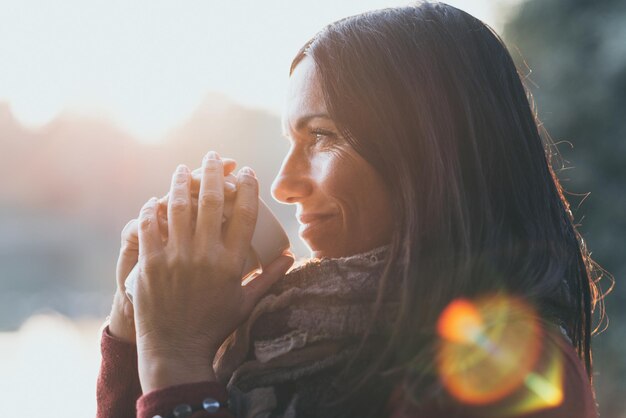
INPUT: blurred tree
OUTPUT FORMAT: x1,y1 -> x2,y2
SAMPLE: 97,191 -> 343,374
503,0 -> 626,415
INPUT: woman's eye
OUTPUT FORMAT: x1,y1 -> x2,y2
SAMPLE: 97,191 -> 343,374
310,129 -> 337,146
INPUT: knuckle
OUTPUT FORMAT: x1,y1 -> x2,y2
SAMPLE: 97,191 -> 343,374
203,158 -> 223,171
168,250 -> 189,266
198,190 -> 223,210
121,236 -> 138,250
140,200 -> 155,212
139,252 -> 162,270
139,216 -> 154,232
173,171 -> 189,184
169,198 -> 189,214
139,199 -> 157,216
119,242 -> 136,254
191,251 -> 213,268
237,204 -> 258,224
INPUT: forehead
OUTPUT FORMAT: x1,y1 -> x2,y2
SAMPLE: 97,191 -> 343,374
282,56 -> 327,133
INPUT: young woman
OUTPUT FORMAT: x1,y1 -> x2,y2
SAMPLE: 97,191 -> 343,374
97,3 -> 603,417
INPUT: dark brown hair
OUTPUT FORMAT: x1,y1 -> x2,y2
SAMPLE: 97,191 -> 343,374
290,2 -> 607,416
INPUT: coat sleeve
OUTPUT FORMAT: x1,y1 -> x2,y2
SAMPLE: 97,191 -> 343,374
386,330 -> 599,418
96,325 -> 142,418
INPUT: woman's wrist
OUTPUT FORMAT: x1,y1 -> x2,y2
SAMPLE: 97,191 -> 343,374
138,354 -> 217,393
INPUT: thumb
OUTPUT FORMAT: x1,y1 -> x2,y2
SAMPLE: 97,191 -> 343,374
242,253 -> 295,313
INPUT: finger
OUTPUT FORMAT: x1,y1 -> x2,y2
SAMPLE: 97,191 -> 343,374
117,250 -> 137,290
120,218 -> 139,250
224,159 -> 237,175
191,158 -> 237,195
168,164 -> 193,245
224,173 -> 237,198
117,219 -> 139,288
191,158 -> 237,177
157,202 -> 168,240
225,167 -> 259,256
195,151 -> 225,247
138,197 -> 164,257
241,253 -> 295,313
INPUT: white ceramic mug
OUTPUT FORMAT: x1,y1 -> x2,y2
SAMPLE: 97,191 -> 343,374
124,167 -> 291,304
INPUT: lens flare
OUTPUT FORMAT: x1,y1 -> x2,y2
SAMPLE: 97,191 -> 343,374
436,294 -> 563,413
501,338 -> 565,416
437,298 -> 484,344
525,372 -> 563,407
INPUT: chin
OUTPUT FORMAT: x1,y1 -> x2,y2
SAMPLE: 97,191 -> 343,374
307,242 -> 358,260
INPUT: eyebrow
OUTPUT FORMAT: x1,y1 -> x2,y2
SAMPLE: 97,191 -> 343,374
283,113 -> 332,136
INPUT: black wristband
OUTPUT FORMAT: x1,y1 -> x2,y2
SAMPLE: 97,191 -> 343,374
153,397 -> 228,418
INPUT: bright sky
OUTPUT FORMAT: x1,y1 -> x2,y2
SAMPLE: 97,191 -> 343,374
0,0 -> 522,141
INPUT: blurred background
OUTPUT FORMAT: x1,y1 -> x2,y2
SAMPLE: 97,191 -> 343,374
0,0 -> 623,416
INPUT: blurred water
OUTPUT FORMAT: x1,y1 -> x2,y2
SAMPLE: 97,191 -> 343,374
0,313 -> 104,417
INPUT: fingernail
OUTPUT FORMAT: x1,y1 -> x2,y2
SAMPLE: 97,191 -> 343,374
205,151 -> 220,160
239,166 -> 256,177
176,164 -> 189,173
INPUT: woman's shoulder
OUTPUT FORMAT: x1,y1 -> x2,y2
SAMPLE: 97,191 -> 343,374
386,324 -> 598,418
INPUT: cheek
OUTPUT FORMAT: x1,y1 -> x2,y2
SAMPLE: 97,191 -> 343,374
315,150 -> 387,219
312,151 -> 363,199
342,157 -> 392,228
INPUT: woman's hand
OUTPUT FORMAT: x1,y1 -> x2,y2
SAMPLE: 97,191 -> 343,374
108,158 -> 239,343
133,151 -> 294,392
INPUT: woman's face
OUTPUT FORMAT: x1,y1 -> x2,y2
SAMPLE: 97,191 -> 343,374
271,56 -> 394,258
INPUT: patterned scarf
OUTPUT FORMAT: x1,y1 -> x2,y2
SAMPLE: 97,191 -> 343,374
213,244 -> 397,418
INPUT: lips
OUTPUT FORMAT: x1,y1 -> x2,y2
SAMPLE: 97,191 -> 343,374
297,213 -> 334,224
297,212 -> 336,242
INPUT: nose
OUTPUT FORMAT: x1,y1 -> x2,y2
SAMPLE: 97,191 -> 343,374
271,146 -> 314,204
